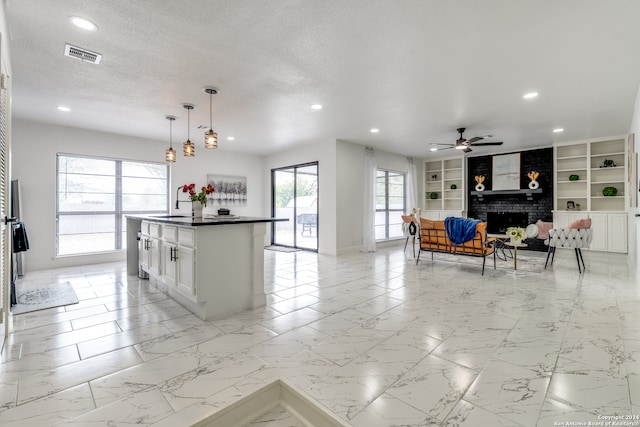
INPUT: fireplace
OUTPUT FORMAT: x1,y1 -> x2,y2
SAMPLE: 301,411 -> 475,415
486,211 -> 528,234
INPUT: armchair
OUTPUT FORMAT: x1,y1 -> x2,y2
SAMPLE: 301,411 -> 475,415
544,228 -> 593,273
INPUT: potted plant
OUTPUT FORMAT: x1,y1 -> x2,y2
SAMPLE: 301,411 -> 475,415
506,227 -> 526,244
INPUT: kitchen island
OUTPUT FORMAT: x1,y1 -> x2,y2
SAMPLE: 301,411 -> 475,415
126,215 -> 287,320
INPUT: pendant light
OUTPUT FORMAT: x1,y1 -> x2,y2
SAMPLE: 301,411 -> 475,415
182,104 -> 195,157
165,115 -> 176,163
203,86 -> 218,149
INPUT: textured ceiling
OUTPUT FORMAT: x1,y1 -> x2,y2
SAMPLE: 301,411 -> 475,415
5,0 -> 640,158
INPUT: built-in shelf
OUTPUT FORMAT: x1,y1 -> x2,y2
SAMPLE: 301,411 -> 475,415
470,188 -> 543,202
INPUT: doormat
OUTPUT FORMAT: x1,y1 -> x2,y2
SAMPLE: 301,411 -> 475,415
12,281 -> 79,315
265,246 -> 301,253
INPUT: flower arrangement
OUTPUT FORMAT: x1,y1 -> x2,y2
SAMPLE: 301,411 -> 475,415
507,226 -> 526,241
182,183 -> 215,206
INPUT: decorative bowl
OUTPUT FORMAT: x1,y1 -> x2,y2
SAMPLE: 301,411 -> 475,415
569,174 -> 579,181
217,208 -> 231,215
602,187 -> 618,196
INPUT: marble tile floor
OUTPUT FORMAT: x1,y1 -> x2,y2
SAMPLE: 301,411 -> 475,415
0,246 -> 638,426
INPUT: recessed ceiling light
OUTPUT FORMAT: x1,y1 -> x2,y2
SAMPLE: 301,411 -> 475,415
227,136 -> 235,141
430,147 -> 438,152
523,92 -> 538,99
57,106 -> 71,112
370,128 -> 380,133
553,128 -> 564,133
311,104 -> 322,110
70,17 -> 97,31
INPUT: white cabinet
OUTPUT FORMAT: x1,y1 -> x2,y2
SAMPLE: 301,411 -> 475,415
553,211 -> 627,253
588,213 -> 608,252
129,217 -> 268,321
607,213 -> 628,253
162,241 -> 177,287
160,224 -> 197,300
424,157 -> 465,218
176,246 -> 196,296
140,221 -> 162,276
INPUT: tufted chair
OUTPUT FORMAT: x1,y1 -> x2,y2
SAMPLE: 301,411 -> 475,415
544,228 -> 593,273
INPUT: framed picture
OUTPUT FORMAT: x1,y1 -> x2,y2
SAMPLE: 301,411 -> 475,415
206,174 -> 247,206
492,153 -> 521,190
566,200 -> 575,210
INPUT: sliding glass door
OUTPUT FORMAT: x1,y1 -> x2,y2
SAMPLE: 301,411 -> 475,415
271,162 -> 318,250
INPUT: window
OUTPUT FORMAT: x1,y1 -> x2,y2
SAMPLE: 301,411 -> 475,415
56,154 -> 169,256
375,169 -> 405,240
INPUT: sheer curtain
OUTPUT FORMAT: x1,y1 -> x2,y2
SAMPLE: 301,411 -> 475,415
362,147 -> 377,252
406,157 -> 417,214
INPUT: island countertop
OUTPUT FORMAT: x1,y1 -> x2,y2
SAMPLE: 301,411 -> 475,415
127,214 -> 288,227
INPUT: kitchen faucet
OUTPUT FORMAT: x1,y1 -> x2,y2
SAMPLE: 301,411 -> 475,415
175,185 -> 191,209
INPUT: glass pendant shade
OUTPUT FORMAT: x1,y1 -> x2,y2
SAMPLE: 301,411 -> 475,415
183,140 -> 195,156
203,87 -> 218,149
205,129 -> 218,149
182,104 -> 195,157
166,147 -> 176,162
165,115 -> 176,163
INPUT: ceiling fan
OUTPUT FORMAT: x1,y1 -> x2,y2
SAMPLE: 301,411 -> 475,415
431,127 -> 504,153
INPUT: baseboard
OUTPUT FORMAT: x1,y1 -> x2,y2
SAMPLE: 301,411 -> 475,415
195,378 -> 349,427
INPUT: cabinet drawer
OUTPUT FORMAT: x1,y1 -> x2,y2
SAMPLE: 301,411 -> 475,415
141,221 -> 150,235
178,227 -> 195,247
149,223 -> 162,238
163,225 -> 178,243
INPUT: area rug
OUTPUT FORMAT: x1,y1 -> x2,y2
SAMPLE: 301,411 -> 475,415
265,245 -> 301,253
12,281 -> 79,314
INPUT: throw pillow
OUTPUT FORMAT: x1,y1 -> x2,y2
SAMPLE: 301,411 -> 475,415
535,220 -> 554,239
567,218 -> 592,229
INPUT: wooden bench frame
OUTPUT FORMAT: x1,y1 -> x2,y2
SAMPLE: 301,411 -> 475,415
416,223 -> 496,275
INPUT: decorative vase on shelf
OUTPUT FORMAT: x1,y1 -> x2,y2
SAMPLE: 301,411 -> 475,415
192,202 -> 204,219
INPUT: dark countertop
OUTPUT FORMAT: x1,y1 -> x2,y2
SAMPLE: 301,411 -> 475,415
127,214 -> 288,226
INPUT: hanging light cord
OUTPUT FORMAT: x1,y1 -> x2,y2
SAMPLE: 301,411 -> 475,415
209,91 -> 213,129
169,118 -> 173,148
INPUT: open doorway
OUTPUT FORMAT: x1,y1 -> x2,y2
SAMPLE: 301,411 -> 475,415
271,162 -> 318,251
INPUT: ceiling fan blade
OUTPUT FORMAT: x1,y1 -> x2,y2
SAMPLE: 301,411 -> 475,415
431,143 -> 456,146
469,141 -> 503,146
467,137 -> 483,143
461,147 -> 472,153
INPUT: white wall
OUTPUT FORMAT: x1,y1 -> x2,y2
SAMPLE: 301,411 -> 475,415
12,119 -> 265,271
629,83 -> 640,262
264,140 -> 337,255
335,140 -> 424,253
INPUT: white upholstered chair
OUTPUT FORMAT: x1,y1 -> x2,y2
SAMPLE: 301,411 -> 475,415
544,228 -> 593,273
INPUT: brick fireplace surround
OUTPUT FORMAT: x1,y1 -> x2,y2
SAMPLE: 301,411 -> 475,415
467,147 -> 554,252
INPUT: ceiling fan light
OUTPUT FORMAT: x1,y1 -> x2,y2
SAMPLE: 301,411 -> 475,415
455,145 -> 466,150
430,147 -> 438,152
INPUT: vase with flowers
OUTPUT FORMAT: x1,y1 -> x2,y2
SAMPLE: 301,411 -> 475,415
507,226 -> 526,244
182,183 -> 215,218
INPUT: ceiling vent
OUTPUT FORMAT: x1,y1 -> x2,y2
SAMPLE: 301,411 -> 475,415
64,43 -> 102,64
